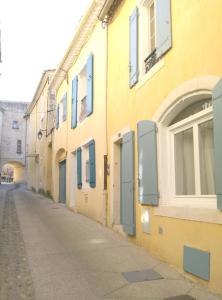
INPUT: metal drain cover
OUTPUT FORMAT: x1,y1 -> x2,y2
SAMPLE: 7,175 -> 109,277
164,296 -> 196,300
122,269 -> 163,283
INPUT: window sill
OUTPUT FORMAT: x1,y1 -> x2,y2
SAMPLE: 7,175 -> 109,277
154,205 -> 222,225
136,58 -> 165,92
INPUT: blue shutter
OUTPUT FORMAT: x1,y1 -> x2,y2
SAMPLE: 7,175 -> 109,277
86,54 -> 93,116
89,140 -> 96,188
71,76 -> 78,128
121,131 -> 135,236
56,104 -> 59,129
155,0 -> 172,59
129,7 -> 138,88
63,93 -> 67,121
212,79 -> 222,210
77,147 -> 82,189
137,120 -> 158,205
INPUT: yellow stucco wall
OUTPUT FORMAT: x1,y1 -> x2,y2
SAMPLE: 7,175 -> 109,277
27,71 -> 54,195
107,0 -> 222,295
53,21 -> 107,223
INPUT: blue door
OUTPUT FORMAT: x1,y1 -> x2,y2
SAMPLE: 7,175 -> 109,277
120,131 -> 135,235
59,160 -> 66,203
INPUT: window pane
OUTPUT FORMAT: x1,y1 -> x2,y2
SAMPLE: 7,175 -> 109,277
199,120 -> 215,195
174,128 -> 195,195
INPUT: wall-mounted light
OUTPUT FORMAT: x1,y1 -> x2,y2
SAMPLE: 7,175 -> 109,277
37,129 -> 47,140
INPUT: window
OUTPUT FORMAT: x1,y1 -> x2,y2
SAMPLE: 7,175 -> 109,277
71,54 -> 93,129
76,140 -> 96,189
17,140 -> 22,154
78,66 -> 87,123
12,120 -> 19,129
131,0 -> 171,84
166,98 -> 216,207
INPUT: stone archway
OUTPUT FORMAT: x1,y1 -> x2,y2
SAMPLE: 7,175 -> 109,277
1,160 -> 26,183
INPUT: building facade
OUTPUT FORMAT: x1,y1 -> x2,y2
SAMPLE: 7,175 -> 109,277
104,0 -> 222,295
26,0 -> 222,295
0,101 -> 28,182
26,70 -> 55,194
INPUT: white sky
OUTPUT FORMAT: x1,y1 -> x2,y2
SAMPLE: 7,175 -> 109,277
0,0 -> 90,102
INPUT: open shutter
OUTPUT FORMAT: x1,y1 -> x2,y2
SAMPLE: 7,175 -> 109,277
137,120 -> 158,205
77,147 -> 82,189
86,54 -> 93,116
121,131 -> 135,235
71,76 -> 78,128
129,7 -> 138,88
89,140 -> 96,188
212,79 -> 222,210
155,0 -> 172,59
63,93 -> 67,121
56,104 -> 59,129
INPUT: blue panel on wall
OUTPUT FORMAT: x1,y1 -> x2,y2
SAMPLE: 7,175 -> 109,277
183,245 -> 210,281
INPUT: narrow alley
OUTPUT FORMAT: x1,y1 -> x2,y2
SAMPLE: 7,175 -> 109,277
0,184 -> 220,300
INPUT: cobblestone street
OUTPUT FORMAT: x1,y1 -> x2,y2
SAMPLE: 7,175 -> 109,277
0,185 -> 35,300
0,184 -> 221,300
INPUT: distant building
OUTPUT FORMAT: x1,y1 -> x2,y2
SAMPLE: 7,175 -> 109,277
0,101 -> 28,182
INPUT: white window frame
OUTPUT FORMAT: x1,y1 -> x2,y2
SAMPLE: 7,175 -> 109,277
138,0 -> 156,79
77,65 -> 87,124
160,106 -> 217,209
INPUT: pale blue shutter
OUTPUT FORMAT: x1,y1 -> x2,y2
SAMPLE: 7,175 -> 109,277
63,93 -> 67,121
121,131 -> 135,235
89,140 -> 96,188
56,105 -> 59,129
212,79 -> 222,210
77,147 -> 82,189
129,7 -> 138,88
86,54 -> 93,116
155,0 -> 172,59
137,120 -> 158,205
71,76 -> 78,128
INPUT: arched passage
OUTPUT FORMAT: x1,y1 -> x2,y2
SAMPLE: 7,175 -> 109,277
1,161 -> 26,183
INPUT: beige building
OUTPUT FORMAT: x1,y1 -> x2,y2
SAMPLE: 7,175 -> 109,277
26,70 -> 55,195
0,101 -> 28,182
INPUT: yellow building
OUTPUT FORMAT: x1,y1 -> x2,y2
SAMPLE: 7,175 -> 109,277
102,0 -> 222,295
49,0 -> 108,224
26,69 -> 55,196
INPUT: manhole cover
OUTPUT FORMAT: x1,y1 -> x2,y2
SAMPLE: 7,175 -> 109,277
122,269 -> 163,283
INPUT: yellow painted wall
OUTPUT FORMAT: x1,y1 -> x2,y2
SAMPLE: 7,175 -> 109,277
107,0 -> 222,295
53,21 -> 107,223
27,71 -> 54,195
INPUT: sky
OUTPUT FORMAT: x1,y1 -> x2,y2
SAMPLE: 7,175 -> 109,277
0,0 -> 90,103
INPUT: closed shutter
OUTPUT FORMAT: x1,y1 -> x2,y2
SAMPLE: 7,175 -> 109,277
63,93 -> 67,121
89,140 -> 96,188
71,76 -> 78,128
137,120 -> 158,205
86,54 -> 93,116
77,147 -> 82,189
212,78 -> 222,210
121,131 -> 135,235
129,7 -> 138,88
155,0 -> 172,59
56,105 -> 59,129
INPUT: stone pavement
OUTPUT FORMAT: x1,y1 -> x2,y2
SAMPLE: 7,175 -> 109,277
1,184 -> 222,300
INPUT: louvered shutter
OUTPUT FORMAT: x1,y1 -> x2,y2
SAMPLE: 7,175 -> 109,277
212,79 -> 222,210
71,76 -> 78,128
77,147 -> 82,189
89,140 -> 96,188
86,54 -> 93,116
129,7 -> 138,88
137,120 -> 158,205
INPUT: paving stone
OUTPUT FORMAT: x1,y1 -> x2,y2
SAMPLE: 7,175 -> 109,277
122,269 -> 163,283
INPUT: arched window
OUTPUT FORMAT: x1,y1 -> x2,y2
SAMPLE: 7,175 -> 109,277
159,93 -> 216,209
